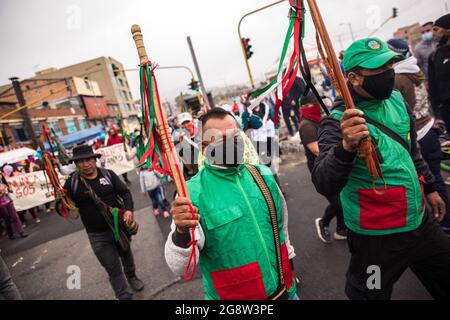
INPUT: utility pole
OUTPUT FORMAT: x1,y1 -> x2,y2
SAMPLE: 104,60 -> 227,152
187,36 -> 213,109
9,77 -> 38,149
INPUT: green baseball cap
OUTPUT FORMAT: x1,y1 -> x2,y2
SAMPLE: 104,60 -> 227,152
343,38 -> 403,73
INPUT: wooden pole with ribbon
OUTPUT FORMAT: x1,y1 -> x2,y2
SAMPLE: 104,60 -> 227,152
131,25 -> 197,280
305,0 -> 385,189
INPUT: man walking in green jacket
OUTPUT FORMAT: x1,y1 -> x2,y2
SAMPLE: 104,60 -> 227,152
165,108 -> 297,300
312,38 -> 450,300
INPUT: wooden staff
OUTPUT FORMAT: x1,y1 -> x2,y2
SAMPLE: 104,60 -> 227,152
131,24 -> 190,198
306,0 -> 383,182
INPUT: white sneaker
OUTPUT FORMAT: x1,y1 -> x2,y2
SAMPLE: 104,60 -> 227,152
446,177 -> 450,186
35,218 -> 41,223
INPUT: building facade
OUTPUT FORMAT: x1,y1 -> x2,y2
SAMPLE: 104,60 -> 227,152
33,56 -> 140,130
393,23 -> 422,47
0,77 -> 107,147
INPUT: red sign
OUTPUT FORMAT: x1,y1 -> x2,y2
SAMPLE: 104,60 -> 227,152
82,96 -> 109,117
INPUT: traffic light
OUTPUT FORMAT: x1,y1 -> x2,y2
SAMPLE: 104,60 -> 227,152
188,78 -> 200,91
242,37 -> 254,60
392,7 -> 398,18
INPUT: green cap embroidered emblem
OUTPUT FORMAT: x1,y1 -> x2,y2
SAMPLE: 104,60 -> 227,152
367,39 -> 382,51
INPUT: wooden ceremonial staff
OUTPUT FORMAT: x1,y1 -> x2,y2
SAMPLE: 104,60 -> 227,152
305,0 -> 384,184
130,24 -> 190,199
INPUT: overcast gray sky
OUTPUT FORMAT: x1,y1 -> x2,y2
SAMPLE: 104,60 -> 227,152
1,0 -> 449,103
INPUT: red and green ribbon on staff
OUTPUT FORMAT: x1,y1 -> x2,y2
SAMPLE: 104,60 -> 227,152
250,0 -> 329,123
42,126 -> 78,221
138,63 -> 173,177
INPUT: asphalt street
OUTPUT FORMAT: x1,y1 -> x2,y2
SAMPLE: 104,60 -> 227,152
0,151 -> 434,299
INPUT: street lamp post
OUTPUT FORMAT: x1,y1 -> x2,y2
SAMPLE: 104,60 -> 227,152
238,0 -> 287,89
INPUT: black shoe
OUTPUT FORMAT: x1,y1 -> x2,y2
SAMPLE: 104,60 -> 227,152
315,218 -> 331,243
334,228 -> 348,240
8,234 -> 15,240
127,276 -> 144,291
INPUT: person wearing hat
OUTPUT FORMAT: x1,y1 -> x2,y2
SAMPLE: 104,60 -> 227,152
388,37 -> 450,235
429,14 -> 450,132
63,145 -> 144,299
312,38 -> 450,300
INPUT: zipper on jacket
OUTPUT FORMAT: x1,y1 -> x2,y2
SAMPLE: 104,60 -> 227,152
236,174 -> 277,288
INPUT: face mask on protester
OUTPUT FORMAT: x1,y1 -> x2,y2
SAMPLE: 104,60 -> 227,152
422,32 -> 433,42
203,133 -> 245,168
439,34 -> 450,46
359,68 -> 396,101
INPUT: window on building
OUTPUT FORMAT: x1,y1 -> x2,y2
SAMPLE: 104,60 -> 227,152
32,122 -> 42,136
84,79 -> 91,90
10,124 -> 30,142
47,120 -> 62,136
122,90 -> 128,100
127,103 -> 132,111
65,119 -> 77,134
78,119 -> 87,130
118,78 -> 124,87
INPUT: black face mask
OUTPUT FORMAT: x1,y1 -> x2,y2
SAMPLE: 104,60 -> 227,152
360,68 -> 395,101
439,35 -> 450,46
204,134 -> 245,168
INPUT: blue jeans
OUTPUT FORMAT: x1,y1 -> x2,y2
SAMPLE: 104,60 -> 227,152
419,128 -> 450,229
148,186 -> 168,212
88,231 -> 136,300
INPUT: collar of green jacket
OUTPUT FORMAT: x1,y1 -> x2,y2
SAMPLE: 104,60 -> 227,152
203,158 -> 246,180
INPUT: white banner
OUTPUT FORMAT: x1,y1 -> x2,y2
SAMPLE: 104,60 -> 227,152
6,171 -> 66,211
96,144 -> 135,176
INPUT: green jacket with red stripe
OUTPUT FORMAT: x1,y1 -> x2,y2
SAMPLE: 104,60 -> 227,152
186,161 -> 296,300
311,90 -> 436,236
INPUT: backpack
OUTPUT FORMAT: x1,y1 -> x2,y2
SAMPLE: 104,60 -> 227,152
70,167 -> 113,197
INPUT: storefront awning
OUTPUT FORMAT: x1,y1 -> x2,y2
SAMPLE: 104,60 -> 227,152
44,125 -> 105,150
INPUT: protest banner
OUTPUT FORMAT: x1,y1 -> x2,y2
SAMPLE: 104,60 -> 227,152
96,144 -> 135,175
6,171 -> 66,211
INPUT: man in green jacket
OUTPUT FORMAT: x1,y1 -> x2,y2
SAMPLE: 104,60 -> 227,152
312,38 -> 450,299
165,108 -> 297,300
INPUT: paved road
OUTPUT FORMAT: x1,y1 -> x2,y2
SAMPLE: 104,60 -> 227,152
1,152 -> 435,299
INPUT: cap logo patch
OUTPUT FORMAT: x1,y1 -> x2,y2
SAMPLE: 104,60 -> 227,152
367,39 -> 382,51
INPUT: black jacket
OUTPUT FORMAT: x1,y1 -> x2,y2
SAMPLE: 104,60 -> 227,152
311,95 -> 436,198
64,168 -> 134,233
282,77 -> 306,110
429,45 -> 450,107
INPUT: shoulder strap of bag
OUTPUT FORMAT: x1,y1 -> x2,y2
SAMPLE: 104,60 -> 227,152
246,165 -> 284,287
70,171 -> 79,196
362,115 -> 411,154
79,176 -> 131,251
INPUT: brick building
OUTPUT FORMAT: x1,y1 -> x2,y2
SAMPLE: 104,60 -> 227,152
0,76 -> 109,147
32,56 -> 140,130
393,23 -> 422,47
